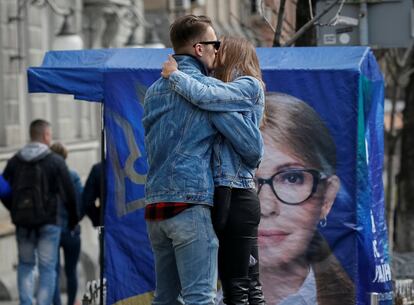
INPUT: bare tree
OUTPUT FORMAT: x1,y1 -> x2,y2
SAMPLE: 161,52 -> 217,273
393,45 -> 414,252
377,45 -> 414,250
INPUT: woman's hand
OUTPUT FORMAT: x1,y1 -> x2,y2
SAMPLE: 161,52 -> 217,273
161,55 -> 178,78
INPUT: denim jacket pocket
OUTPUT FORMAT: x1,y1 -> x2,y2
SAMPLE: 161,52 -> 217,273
172,153 -> 209,191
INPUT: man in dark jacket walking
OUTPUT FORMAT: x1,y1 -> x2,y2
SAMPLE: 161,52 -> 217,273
2,119 -> 78,305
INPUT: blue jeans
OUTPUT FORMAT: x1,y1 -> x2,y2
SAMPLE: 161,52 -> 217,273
53,226 -> 81,305
16,225 -> 61,305
146,205 -> 219,305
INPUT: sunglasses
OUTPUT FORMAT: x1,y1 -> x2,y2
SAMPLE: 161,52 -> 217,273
193,40 -> 221,50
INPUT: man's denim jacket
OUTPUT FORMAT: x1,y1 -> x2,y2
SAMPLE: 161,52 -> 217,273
168,70 -> 265,189
143,55 -> 263,206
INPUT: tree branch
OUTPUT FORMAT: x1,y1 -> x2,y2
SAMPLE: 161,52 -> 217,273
273,0 -> 287,47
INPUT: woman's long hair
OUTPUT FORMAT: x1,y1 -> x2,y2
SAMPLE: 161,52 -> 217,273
261,93 -> 336,176
213,36 -> 264,88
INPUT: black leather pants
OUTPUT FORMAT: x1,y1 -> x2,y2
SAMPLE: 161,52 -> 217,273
215,188 -> 266,305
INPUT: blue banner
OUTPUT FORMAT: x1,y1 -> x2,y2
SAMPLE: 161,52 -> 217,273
27,47 -> 392,305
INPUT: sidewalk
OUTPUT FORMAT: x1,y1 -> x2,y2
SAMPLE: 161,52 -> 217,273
0,300 -> 17,305
0,293 -> 68,305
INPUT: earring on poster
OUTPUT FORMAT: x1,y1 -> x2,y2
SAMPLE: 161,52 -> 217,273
319,216 -> 327,228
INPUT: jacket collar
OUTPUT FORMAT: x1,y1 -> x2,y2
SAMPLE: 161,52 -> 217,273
173,54 -> 209,76
17,142 -> 51,162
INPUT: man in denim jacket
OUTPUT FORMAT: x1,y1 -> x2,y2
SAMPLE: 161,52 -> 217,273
143,15 -> 263,305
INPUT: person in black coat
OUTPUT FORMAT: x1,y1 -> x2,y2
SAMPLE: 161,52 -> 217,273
82,162 -> 103,227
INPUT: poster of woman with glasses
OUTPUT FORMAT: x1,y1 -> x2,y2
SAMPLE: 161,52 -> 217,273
255,93 -> 355,305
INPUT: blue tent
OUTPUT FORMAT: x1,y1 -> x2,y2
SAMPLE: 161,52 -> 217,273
28,47 -> 392,305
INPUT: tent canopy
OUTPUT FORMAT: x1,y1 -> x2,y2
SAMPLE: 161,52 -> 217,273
28,47 -> 380,101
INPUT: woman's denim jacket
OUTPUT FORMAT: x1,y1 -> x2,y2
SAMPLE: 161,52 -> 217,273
143,55 -> 263,206
168,70 -> 265,189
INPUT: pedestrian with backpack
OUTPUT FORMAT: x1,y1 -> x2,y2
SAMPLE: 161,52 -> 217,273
2,119 -> 78,305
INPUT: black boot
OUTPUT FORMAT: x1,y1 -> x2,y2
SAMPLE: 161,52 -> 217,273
221,277 -> 250,305
248,275 -> 266,305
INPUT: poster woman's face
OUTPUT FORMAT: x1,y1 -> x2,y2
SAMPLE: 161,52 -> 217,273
256,133 -> 338,268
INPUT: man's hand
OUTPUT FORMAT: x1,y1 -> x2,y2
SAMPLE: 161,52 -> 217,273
161,55 -> 178,78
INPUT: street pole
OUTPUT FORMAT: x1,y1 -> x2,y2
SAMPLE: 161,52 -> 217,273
99,102 -> 106,305
359,0 -> 369,45
369,292 -> 379,305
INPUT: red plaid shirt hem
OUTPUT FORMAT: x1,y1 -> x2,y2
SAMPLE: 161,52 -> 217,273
144,202 -> 191,221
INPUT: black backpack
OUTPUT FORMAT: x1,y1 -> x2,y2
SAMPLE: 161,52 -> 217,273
10,153 -> 56,228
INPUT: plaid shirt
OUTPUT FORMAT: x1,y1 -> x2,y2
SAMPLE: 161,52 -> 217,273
144,202 -> 191,221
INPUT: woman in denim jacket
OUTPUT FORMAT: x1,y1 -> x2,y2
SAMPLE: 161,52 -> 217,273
162,36 -> 266,305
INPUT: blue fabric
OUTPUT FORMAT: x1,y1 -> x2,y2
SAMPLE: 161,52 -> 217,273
27,47 -> 369,102
27,68 -> 104,101
31,47 -> 367,71
27,47 -> 392,305
146,205 -> 218,305
0,174 -> 11,200
102,71 -> 154,304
